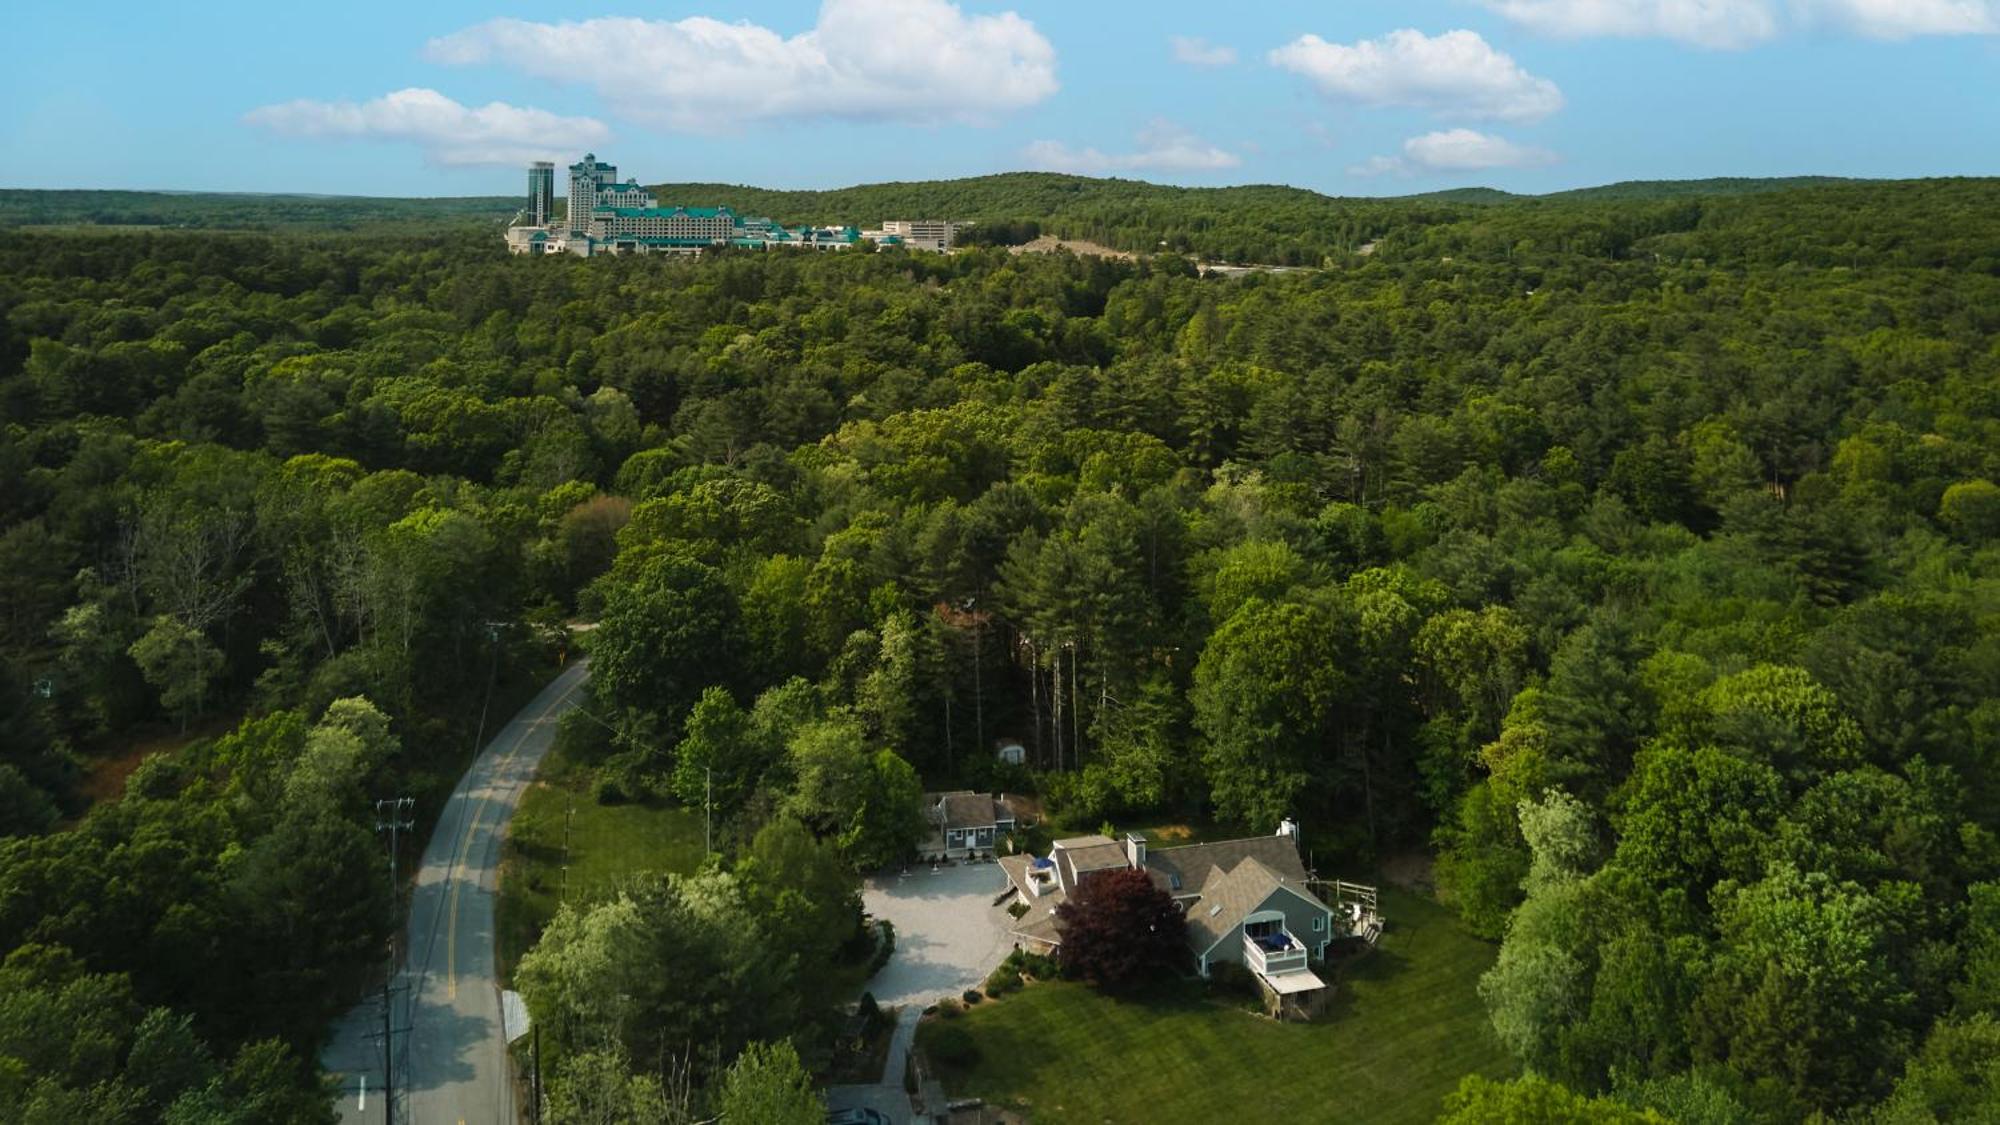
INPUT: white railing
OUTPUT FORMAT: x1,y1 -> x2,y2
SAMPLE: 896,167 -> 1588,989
1244,930 -> 1308,977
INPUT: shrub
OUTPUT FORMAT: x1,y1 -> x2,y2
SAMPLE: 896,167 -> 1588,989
962,989 -> 983,1005
984,964 -> 1023,996
1007,901 -> 1029,919
1016,949 -> 1059,980
591,770 -> 628,805
927,1024 -> 980,1067
1207,961 -> 1261,1008
869,921 -> 896,975
555,707 -> 615,765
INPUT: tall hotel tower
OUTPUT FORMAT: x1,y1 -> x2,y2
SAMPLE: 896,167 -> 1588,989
528,162 -> 555,227
567,153 -> 618,236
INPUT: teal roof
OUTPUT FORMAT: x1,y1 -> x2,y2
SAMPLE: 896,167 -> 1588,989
595,205 -> 736,219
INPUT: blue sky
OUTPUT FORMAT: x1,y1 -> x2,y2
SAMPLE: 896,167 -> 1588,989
4,0 -> 1998,198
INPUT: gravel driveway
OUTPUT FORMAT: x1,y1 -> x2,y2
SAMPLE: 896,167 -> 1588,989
861,861 -> 1016,1008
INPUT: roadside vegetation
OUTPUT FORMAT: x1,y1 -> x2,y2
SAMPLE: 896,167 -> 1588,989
494,725 -> 707,978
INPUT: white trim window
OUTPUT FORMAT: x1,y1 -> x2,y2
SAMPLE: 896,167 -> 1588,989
1312,915 -> 1325,932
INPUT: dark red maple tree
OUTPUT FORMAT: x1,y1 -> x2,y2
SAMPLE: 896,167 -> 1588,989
1054,867 -> 1188,991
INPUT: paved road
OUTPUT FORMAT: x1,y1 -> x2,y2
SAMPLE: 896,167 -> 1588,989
323,659 -> 592,1125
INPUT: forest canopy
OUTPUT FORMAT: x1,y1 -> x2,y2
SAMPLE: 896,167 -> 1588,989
0,174 -> 1998,1120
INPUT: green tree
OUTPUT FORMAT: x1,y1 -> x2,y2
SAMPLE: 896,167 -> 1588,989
782,719 -> 926,870
737,816 -> 862,972
127,616 -> 223,728
671,687 -> 769,817
1876,1014 -> 2000,1124
586,550 -> 739,726
1192,597 -> 1345,829
1938,479 -> 2000,542
1438,1074 -> 1669,1124
541,1046 -> 677,1125
715,1040 -> 821,1125
1690,863 -> 1916,1113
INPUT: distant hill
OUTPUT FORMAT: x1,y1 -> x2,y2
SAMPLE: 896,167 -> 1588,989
1546,176 -> 1858,201
1400,187 -> 1522,204
642,172 -> 1883,222
6,173 -> 1990,269
0,189 -> 517,231
643,173 -> 1435,265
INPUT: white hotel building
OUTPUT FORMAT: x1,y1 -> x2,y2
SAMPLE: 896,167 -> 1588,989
508,154 -> 962,258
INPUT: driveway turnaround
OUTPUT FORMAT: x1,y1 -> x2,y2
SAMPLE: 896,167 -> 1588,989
322,659 -> 592,1125
861,860 -> 1017,1009
842,862 -> 1016,1125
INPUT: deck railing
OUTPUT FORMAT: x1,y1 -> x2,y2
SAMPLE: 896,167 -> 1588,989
1244,930 -> 1309,977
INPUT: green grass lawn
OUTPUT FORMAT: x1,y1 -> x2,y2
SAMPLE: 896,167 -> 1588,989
919,887 -> 1513,1124
495,752 -> 706,981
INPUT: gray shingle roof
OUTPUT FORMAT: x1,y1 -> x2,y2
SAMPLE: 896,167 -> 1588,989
1183,856 -> 1299,952
1065,843 -> 1130,874
1146,835 -> 1310,896
935,792 -> 1016,830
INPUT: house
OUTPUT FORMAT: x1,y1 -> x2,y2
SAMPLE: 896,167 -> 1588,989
1000,821 -> 1379,1019
994,739 -> 1027,766
925,791 -> 1018,857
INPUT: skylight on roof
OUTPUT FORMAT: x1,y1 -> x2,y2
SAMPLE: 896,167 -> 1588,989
1208,904 -> 1222,916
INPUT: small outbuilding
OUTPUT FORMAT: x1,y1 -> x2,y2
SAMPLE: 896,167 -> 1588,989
925,791 -> 1019,857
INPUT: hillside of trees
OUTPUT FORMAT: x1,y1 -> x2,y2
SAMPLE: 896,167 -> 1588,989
0,189 -> 519,232
0,174 -> 1998,1119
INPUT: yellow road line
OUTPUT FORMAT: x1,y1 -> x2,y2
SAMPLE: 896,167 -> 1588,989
446,802 -> 485,1000
442,669 -> 590,1002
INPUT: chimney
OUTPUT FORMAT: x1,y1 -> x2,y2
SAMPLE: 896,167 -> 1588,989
1125,832 -> 1147,869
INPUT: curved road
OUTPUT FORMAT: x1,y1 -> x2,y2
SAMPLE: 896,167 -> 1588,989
323,659 -> 591,1125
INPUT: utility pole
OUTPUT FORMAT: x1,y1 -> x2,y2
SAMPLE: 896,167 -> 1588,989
704,766 -> 712,858
374,797 -> 414,1125
531,1025 -> 543,1125
474,621 -> 505,770
562,794 -> 574,902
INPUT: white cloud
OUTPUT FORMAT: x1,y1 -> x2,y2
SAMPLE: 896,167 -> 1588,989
1170,35 -> 1238,66
1350,128 -> 1558,177
1024,120 -> 1242,175
1807,0 -> 1998,39
1268,29 -> 1563,123
1482,0 -> 1997,46
1479,0 -> 1782,48
243,88 -> 608,166
426,0 -> 1057,131
1346,155 -> 1410,178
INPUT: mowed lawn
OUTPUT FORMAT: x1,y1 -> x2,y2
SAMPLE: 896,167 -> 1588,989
495,760 -> 706,979
921,887 -> 1513,1124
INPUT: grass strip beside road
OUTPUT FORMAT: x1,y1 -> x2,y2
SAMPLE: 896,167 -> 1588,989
495,746 -> 706,982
